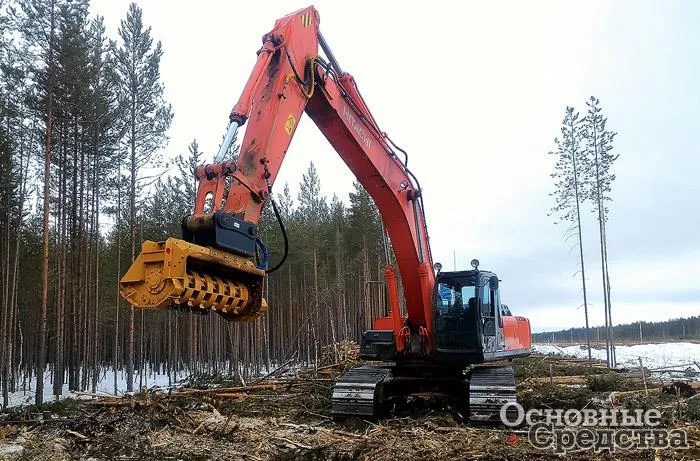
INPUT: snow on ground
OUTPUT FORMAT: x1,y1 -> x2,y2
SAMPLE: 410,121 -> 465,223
534,342 -> 700,379
5,368 -> 172,408
4,362 -> 292,409
7,343 -> 694,408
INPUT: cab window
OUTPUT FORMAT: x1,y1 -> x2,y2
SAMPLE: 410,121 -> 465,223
481,278 -> 494,317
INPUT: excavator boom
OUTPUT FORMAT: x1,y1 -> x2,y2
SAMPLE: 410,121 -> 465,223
119,6 -> 532,422
120,6 -> 433,350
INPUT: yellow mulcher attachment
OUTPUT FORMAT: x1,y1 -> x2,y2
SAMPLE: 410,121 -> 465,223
119,238 -> 268,321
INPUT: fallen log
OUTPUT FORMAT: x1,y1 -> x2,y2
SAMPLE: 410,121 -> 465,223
529,375 -> 588,385
213,393 -> 248,400
176,384 -> 276,395
85,397 -> 132,406
279,422 -> 367,440
274,436 -> 312,450
316,362 -> 345,372
252,357 -> 297,384
65,429 -> 90,441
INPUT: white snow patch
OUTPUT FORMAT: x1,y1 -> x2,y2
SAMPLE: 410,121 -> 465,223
0,443 -> 24,456
533,342 -> 700,379
4,361 -> 296,409
5,368 -> 173,409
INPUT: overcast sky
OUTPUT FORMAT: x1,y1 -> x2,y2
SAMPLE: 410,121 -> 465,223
91,0 -> 700,332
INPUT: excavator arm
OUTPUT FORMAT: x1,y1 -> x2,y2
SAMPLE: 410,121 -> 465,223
119,6 -> 436,353
121,6 -> 533,421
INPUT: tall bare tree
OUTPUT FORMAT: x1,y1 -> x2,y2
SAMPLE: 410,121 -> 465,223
548,106 -> 592,363
37,0 -> 54,405
584,96 -> 619,367
113,2 -> 172,392
9,0 -> 61,405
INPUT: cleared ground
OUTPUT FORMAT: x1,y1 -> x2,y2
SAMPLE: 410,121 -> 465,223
1,351 -> 699,460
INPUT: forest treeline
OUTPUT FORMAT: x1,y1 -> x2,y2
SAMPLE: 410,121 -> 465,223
532,316 -> 700,344
0,0 -> 391,407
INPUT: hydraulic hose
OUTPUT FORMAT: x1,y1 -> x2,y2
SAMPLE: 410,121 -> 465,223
255,238 -> 269,270
265,194 -> 288,274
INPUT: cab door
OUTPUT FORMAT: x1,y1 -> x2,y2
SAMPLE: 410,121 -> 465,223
480,277 -> 496,354
494,287 -> 506,351
480,276 -> 505,354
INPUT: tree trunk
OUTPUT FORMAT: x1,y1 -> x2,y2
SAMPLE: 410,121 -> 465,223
54,121 -> 66,399
589,114 -> 610,367
114,165 -> 121,395
138,217 -> 144,390
37,0 -> 56,406
127,102 -> 136,393
1,118 -> 27,409
602,219 -> 615,366
92,131 -> 100,394
569,120 -> 592,364
167,309 -> 172,388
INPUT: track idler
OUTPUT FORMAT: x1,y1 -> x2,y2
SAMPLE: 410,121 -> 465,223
119,238 -> 267,321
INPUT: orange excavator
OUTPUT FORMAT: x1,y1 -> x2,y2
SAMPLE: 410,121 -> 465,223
119,6 -> 531,421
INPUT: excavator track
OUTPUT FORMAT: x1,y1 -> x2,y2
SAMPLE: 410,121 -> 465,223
331,365 -> 392,418
468,365 -> 517,423
332,364 -> 518,422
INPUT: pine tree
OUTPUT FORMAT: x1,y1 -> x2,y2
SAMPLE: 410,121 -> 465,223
167,139 -> 204,217
297,162 -> 328,227
51,0 -> 97,395
84,15 -> 121,393
296,162 -> 329,366
347,181 -> 381,258
113,2 -> 173,392
10,0 -> 63,404
0,0 -> 25,410
38,0 -> 55,405
548,106 -> 592,363
0,1 -> 10,57
583,96 -> 619,367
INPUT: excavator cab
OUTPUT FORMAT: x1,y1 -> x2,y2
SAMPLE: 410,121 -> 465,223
433,263 -> 531,365
435,272 -> 479,352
